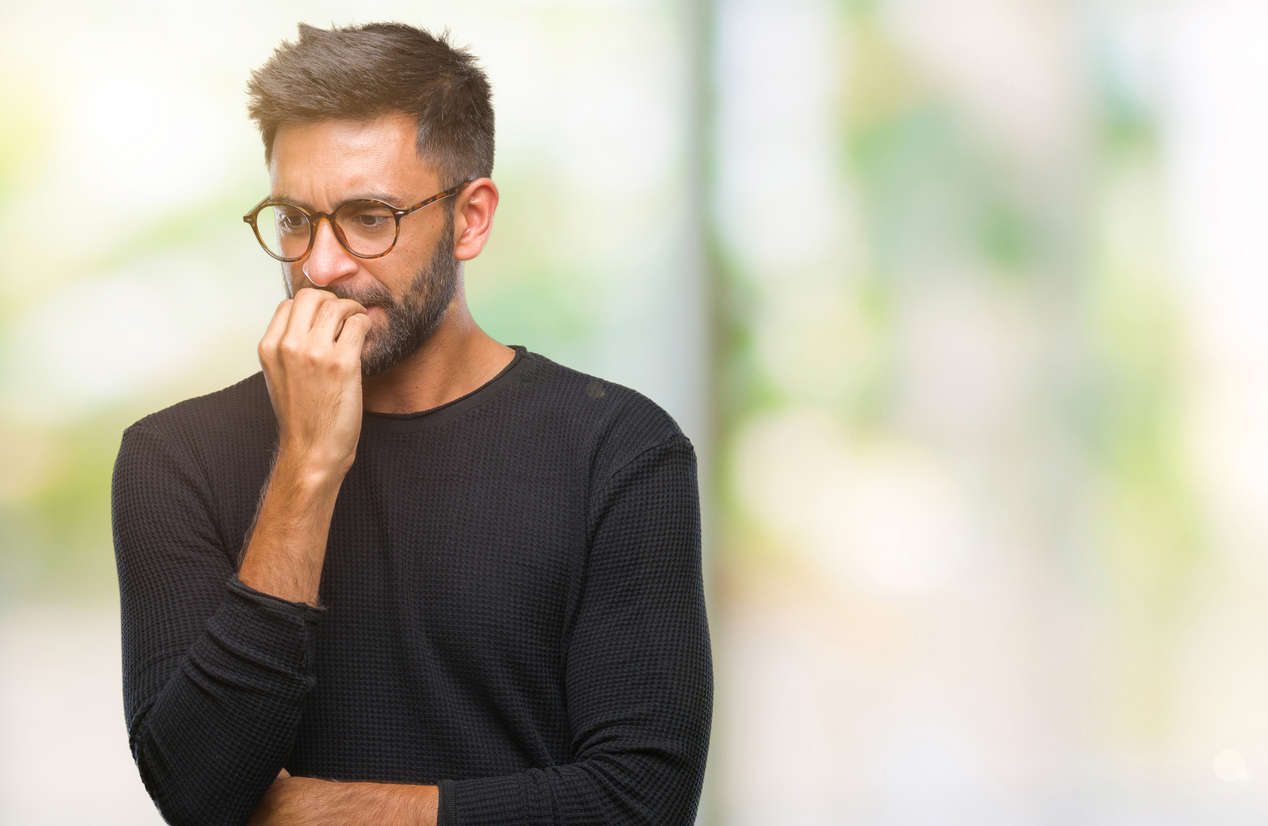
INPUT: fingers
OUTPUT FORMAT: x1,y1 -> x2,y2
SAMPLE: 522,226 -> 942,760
260,289 -> 368,376
258,298 -> 293,367
283,287 -> 334,337
334,313 -> 371,362
255,287 -> 367,475
311,297 -> 369,344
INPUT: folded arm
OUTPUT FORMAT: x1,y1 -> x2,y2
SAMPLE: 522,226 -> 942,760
112,424 -> 334,825
248,434 -> 712,826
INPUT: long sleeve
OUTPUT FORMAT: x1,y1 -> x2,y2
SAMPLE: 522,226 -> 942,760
437,433 -> 714,826
111,423 -> 325,826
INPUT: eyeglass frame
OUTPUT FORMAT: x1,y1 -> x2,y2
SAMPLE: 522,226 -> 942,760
242,179 -> 473,263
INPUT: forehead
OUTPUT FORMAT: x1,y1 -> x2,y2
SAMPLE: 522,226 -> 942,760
268,112 -> 438,200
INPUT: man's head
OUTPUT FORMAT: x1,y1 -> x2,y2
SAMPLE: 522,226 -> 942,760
245,23 -> 497,377
247,22 -> 494,187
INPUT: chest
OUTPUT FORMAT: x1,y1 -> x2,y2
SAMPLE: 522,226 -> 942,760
314,442 -> 589,668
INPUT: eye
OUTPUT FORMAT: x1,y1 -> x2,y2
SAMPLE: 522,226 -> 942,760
356,214 -> 390,229
273,207 -> 307,234
338,203 -> 396,235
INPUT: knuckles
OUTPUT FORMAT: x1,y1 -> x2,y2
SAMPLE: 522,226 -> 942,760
259,292 -> 366,372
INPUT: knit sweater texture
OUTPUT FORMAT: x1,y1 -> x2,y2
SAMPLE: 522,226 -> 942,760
110,344 -> 712,825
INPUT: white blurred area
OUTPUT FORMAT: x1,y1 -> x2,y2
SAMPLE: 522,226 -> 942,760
3,0 -> 1268,824
713,0 -> 1268,824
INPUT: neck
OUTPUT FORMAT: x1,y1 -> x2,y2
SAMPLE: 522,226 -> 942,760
360,287 -> 514,415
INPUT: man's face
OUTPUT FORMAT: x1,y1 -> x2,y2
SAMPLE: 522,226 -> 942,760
268,112 -> 458,377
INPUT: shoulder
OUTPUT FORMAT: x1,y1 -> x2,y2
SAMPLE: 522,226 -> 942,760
121,372 -> 275,464
513,348 -> 692,480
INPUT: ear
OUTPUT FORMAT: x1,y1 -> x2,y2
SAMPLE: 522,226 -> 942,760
452,178 -> 499,261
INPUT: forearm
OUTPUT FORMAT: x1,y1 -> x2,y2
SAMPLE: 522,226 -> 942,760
237,448 -> 345,605
240,287 -> 368,606
250,776 -> 438,826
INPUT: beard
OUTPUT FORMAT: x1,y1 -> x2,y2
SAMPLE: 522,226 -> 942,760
284,207 -> 459,377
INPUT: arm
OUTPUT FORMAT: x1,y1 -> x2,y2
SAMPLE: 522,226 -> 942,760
248,773 -> 438,826
112,425 -> 331,825
441,434 -> 713,825
237,289 -> 372,605
112,290 -> 371,825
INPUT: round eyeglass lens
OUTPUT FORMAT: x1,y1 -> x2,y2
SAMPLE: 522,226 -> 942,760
257,204 -> 312,261
334,201 -> 398,257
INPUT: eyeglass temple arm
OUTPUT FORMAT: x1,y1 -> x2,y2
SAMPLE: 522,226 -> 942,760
401,179 -> 475,216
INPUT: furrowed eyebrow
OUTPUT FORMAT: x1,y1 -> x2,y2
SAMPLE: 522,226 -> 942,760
356,191 -> 406,205
270,192 -> 407,210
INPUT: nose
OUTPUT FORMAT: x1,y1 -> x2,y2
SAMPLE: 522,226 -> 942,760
300,216 -> 358,287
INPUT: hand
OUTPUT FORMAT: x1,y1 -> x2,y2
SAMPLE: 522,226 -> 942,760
248,768 -> 295,826
258,288 -> 371,476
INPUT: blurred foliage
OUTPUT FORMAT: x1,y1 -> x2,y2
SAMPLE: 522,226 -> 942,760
0,10 -> 1208,720
0,108 -> 611,601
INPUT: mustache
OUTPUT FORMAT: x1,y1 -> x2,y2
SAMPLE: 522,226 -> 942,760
312,284 -> 394,309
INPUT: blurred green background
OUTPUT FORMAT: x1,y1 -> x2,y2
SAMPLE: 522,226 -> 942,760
3,0 -> 1267,823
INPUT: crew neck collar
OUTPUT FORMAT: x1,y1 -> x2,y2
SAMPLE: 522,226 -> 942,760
360,344 -> 528,433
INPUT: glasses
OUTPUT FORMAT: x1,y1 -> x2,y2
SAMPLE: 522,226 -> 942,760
242,180 -> 470,262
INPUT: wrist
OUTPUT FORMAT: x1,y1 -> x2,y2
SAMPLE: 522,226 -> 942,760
274,447 -> 351,491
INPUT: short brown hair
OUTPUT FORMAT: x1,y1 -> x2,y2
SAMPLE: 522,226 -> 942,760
246,22 -> 494,186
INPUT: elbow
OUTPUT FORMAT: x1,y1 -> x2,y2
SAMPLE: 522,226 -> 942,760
602,736 -> 711,826
666,738 -> 711,826
664,705 -> 712,825
130,729 -> 261,826
133,740 -> 222,826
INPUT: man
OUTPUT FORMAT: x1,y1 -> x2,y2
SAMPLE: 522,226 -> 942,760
110,22 -> 712,826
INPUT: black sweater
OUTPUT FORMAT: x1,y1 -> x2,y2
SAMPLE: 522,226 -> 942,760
110,345 -> 712,825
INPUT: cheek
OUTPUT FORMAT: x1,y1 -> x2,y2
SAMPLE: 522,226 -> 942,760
282,263 -> 305,294
392,221 -> 441,262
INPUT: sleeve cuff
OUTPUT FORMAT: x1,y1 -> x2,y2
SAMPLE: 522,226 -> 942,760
227,572 -> 328,623
182,574 -> 328,698
438,778 -> 458,826
438,771 -> 554,826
